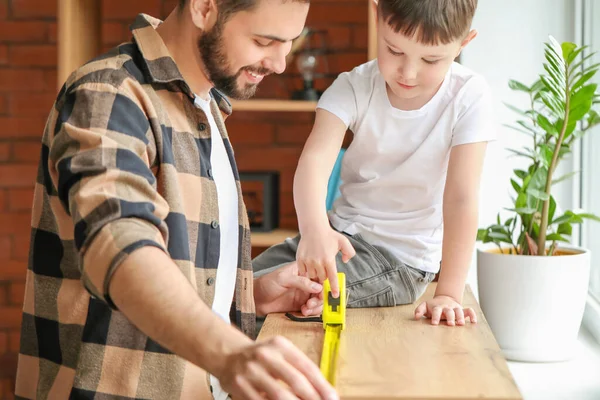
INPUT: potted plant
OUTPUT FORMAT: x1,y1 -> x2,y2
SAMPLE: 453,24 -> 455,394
476,36 -> 600,362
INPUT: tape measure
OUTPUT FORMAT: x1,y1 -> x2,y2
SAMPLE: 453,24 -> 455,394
319,272 -> 346,386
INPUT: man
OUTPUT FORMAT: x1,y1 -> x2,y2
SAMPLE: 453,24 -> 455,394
14,0 -> 338,399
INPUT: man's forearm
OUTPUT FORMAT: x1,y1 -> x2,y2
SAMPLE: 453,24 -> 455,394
435,200 -> 479,303
109,246 -> 252,378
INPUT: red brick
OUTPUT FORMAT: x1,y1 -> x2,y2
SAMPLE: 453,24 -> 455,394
0,213 -> 31,235
308,24 -> 352,49
280,215 -> 299,230
8,188 -> 34,211
227,122 -> 275,146
9,92 -> 55,117
0,285 -> 7,306
0,21 -> 48,42
0,261 -> 27,281
0,307 -> 22,329
48,22 -> 57,43
0,0 -> 6,20
279,169 -> 295,192
0,70 -> 46,92
102,22 -> 126,45
0,94 -> 7,114
9,330 -> 20,352
0,44 -> 6,65
0,190 -> 5,211
275,123 -> 312,144
44,70 -> 57,91
12,142 -> 41,163
0,235 -> 10,260
327,51 -> 368,73
12,234 -> 30,262
235,147 -> 302,170
162,0 -> 179,18
9,45 -> 57,67
0,332 -> 7,354
307,3 -> 367,25
11,0 -> 58,19
0,143 -> 9,161
352,24 -> 369,50
102,0 -> 161,20
0,166 -> 37,188
0,117 -> 47,138
9,283 -> 25,307
279,191 -> 296,216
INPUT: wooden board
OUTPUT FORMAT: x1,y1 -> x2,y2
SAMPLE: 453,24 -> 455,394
258,283 -> 522,400
251,229 -> 298,247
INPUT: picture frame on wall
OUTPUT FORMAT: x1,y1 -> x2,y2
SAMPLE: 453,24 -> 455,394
239,171 -> 280,232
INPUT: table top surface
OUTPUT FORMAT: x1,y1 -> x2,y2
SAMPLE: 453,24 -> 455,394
257,283 -> 523,400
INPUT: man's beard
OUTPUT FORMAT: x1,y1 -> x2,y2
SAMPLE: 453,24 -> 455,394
198,20 -> 271,100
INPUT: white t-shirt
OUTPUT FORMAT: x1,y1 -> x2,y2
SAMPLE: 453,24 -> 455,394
317,60 -> 496,273
194,95 -> 239,400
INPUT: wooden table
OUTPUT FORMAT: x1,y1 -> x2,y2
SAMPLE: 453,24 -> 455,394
258,284 -> 523,400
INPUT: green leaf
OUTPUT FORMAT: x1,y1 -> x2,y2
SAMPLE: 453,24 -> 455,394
477,228 -> 488,241
538,144 -> 554,167
552,170 -> 580,185
536,114 -> 557,135
557,222 -> 572,236
541,75 -> 563,99
531,79 -> 546,93
508,80 -> 530,92
561,42 -> 578,64
487,231 -> 513,243
526,188 -> 550,201
571,52 -> 597,72
543,62 -> 566,89
540,91 -> 565,115
505,217 -> 515,227
511,179 -> 521,193
529,166 -> 548,192
571,69 -> 598,93
570,84 -> 597,122
549,195 -> 556,223
546,233 -> 569,242
503,102 -> 529,117
506,207 -> 537,215
566,45 -> 585,65
577,213 -> 600,222
514,169 -> 528,179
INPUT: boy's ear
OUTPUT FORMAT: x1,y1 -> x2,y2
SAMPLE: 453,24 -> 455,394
189,0 -> 218,31
456,29 -> 478,57
370,0 -> 378,26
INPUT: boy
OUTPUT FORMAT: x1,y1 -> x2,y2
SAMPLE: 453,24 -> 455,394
253,0 -> 495,326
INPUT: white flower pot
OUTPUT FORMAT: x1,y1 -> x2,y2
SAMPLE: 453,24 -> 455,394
477,246 -> 591,362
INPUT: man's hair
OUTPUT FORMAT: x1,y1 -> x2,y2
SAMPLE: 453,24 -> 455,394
378,0 -> 477,45
179,0 -> 310,23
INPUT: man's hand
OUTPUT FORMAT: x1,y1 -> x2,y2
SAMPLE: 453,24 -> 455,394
414,295 -> 478,326
296,228 -> 355,299
219,335 -> 338,400
254,261 -> 324,317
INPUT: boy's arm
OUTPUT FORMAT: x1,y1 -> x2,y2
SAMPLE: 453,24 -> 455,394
436,141 -> 488,302
293,108 -> 355,296
415,141 -> 487,325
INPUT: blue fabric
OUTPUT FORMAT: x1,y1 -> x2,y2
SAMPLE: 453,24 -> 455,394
326,149 -> 346,211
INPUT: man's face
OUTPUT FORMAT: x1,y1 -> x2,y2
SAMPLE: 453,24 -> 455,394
198,0 -> 309,99
376,19 -> 472,109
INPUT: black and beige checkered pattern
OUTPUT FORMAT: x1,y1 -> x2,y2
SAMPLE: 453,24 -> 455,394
15,14 -> 256,399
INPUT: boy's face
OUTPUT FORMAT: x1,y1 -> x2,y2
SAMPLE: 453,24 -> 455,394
376,19 -> 476,109
197,0 -> 309,99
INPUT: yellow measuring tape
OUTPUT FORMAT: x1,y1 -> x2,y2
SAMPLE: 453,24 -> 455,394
319,272 -> 346,386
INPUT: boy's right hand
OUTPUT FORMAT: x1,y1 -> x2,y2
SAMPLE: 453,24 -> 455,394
296,228 -> 356,298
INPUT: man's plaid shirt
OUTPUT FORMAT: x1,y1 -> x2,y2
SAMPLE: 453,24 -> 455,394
15,13 -> 256,399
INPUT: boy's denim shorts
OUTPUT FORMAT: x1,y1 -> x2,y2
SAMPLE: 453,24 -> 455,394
252,231 -> 436,308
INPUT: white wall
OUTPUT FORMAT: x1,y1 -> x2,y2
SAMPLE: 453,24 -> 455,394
459,0 -> 576,296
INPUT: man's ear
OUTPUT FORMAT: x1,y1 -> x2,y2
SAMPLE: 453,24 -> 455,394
457,29 -> 477,58
189,0 -> 218,30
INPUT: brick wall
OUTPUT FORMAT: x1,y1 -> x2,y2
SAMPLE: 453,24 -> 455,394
0,0 -> 367,397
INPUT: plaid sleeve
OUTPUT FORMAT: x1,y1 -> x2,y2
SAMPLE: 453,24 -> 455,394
49,79 -> 170,308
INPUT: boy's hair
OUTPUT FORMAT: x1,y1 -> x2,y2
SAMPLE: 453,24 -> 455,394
178,0 -> 310,23
378,0 -> 478,45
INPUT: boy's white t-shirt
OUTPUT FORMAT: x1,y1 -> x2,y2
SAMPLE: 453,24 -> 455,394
317,60 -> 496,273
194,94 -> 239,400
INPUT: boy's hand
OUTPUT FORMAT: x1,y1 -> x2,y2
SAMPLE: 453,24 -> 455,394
414,295 -> 478,326
296,228 -> 355,298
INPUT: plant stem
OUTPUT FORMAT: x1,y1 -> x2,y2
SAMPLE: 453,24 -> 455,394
537,92 -> 570,255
